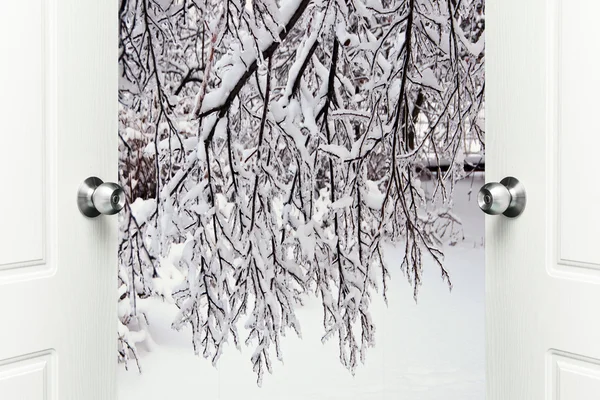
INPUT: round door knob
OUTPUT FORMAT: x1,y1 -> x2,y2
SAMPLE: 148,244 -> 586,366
477,176 -> 526,218
77,177 -> 126,218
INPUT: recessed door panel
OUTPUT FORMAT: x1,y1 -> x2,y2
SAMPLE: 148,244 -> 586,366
557,0 -> 600,270
550,351 -> 600,400
0,1 -> 46,271
0,351 -> 54,400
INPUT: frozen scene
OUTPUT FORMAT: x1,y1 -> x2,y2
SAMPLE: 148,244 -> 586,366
118,176 -> 484,399
117,0 -> 485,398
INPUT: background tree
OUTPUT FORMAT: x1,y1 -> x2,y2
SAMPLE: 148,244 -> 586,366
118,0 -> 485,384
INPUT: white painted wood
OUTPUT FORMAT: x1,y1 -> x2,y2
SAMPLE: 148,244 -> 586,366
550,351 -> 600,400
487,0 -> 600,398
557,0 -> 600,269
0,1 -> 45,270
0,0 -> 117,399
0,351 -> 54,400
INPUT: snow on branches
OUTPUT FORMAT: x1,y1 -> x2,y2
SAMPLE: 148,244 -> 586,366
118,0 -> 484,384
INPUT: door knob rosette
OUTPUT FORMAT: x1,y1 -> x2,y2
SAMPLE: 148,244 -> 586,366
77,177 -> 125,218
477,176 -> 526,218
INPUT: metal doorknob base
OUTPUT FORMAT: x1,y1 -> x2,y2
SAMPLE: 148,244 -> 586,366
77,177 -> 125,218
478,177 -> 526,218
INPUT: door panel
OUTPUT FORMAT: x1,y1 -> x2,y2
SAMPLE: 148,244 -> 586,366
0,351 -> 55,400
550,351 -> 600,400
0,1 -> 117,399
556,0 -> 600,270
0,1 -> 46,272
487,0 -> 600,398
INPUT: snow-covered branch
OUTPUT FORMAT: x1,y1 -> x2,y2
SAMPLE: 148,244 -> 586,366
118,0 -> 485,384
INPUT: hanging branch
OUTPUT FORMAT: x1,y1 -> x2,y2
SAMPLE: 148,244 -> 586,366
118,0 -> 485,383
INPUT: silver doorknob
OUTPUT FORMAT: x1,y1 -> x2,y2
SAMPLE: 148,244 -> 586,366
77,177 -> 125,218
478,177 -> 526,218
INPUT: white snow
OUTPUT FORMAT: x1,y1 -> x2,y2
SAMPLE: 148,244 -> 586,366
456,19 -> 485,58
118,175 -> 485,400
416,68 -> 442,91
129,198 -> 157,225
330,196 -> 353,210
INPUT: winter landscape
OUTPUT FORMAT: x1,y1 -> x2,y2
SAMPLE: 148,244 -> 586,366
117,0 -> 485,397
118,176 -> 484,399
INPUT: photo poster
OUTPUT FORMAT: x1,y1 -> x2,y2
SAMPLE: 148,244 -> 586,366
117,1 -> 485,398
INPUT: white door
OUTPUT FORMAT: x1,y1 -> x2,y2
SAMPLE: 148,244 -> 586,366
0,1 -> 116,399
487,0 -> 600,398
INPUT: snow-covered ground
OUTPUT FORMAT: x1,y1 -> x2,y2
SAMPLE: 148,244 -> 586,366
118,175 -> 485,400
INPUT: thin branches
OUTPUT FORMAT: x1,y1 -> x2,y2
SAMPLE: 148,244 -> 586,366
118,0 -> 485,384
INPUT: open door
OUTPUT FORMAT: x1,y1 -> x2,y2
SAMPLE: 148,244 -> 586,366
0,1 -> 117,398
487,0 -> 600,398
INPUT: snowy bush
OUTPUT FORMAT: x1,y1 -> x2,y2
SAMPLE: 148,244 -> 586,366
118,0 -> 484,384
